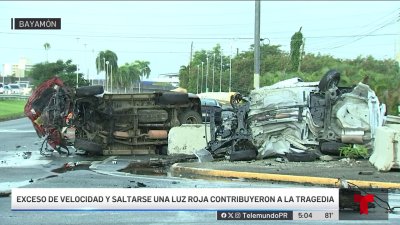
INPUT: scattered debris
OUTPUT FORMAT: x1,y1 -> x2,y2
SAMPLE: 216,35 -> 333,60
22,151 -> 32,159
0,192 -> 11,198
320,155 -> 334,161
275,157 -> 286,163
136,182 -> 147,188
339,158 -> 352,164
358,171 -> 374,175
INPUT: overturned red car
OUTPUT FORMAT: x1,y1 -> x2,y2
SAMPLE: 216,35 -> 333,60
25,77 -> 202,155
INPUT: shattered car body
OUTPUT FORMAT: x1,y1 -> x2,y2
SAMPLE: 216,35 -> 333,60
25,77 -> 203,155
248,70 -> 385,158
200,70 -> 386,161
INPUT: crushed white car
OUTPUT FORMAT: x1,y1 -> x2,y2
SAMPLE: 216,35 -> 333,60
248,70 -> 386,159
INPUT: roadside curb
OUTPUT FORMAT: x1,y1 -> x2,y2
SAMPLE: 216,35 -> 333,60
171,164 -> 400,189
0,114 -> 25,122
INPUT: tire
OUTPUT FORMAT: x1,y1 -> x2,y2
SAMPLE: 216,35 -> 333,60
319,69 -> 340,92
74,138 -> 103,155
76,85 -> 104,97
229,149 -> 257,162
158,92 -> 189,105
179,110 -> 202,124
159,145 -> 168,155
285,151 -> 317,162
320,141 -> 347,156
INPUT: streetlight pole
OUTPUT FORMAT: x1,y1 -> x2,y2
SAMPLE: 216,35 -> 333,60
84,43 -> 88,82
206,56 -> 209,92
111,64 -> 113,93
76,64 -> 79,88
220,54 -> 223,92
106,61 -> 109,92
102,58 -> 106,88
229,41 -> 233,93
76,37 -> 80,89
196,64 -> 200,94
212,53 -> 215,92
201,62 -> 204,93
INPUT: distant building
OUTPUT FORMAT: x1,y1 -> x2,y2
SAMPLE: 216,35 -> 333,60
2,57 -> 33,78
156,73 -> 179,87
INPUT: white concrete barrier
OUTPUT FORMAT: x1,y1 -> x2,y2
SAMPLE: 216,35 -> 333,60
168,124 -> 211,155
369,124 -> 400,171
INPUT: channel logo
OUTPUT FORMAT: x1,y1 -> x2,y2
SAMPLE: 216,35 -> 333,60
354,194 -> 374,215
339,188 -> 388,220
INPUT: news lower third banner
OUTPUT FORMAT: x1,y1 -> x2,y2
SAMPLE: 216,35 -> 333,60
11,188 -> 388,220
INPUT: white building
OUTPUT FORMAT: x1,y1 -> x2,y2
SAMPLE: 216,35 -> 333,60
2,58 -> 32,78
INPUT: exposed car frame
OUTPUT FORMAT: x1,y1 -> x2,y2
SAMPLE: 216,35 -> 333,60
25,77 -> 202,155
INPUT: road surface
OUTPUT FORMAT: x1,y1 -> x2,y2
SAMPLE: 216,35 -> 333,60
0,118 -> 399,225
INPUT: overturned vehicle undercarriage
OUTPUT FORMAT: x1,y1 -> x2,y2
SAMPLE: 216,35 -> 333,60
25,77 -> 202,155
200,70 -> 386,161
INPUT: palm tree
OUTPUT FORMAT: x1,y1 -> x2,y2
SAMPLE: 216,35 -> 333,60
95,50 -> 118,90
134,60 -> 151,92
118,63 -> 141,93
43,42 -> 50,62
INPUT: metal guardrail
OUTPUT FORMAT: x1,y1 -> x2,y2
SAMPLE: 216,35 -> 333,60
0,94 -> 29,100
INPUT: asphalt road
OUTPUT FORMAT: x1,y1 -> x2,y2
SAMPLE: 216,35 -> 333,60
0,118 -> 399,225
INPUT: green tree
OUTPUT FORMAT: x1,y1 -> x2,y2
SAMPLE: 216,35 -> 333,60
29,59 -> 89,88
43,42 -> 50,62
95,50 -> 118,88
133,60 -> 151,92
289,27 -> 304,72
117,62 -> 141,92
178,42 -> 400,115
180,44 -> 231,93
134,60 -> 151,80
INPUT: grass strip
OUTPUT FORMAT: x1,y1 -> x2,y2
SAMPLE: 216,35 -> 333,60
0,100 -> 27,121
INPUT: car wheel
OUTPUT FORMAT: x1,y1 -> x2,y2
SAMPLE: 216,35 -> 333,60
75,85 -> 104,97
74,138 -> 103,155
229,149 -> 257,161
285,151 -> 317,162
320,141 -> 347,155
158,92 -> 189,105
179,110 -> 202,124
318,69 -> 340,92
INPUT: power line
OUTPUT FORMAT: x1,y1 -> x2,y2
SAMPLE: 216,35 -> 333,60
0,32 -> 254,40
323,19 -> 398,50
0,46 -> 190,54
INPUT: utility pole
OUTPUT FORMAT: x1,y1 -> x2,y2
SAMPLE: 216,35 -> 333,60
254,0 -> 261,90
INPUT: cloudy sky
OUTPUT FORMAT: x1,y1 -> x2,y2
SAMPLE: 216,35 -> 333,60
1,1 -> 399,79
